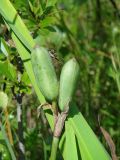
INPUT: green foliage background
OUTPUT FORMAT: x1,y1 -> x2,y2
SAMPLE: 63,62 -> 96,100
0,0 -> 120,159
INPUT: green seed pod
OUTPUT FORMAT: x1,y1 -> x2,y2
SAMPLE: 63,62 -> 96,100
0,91 -> 8,109
59,58 -> 80,111
31,46 -> 59,101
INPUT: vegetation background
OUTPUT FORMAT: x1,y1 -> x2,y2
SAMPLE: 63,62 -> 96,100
0,0 -> 120,159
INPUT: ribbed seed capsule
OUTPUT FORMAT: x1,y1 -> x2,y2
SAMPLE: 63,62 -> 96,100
31,46 -> 59,101
58,58 -> 80,111
0,91 -> 8,108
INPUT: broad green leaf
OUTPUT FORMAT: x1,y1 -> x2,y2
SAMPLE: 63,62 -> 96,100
0,0 -> 35,51
0,60 -> 17,81
0,38 -> 10,57
68,103 -> 111,160
65,120 -> 78,160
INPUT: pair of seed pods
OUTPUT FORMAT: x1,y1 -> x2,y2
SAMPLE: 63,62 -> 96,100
31,46 -> 80,112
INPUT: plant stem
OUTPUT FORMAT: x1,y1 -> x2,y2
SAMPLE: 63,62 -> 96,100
52,101 -> 58,124
49,101 -> 68,160
49,136 -> 59,160
49,101 -> 59,160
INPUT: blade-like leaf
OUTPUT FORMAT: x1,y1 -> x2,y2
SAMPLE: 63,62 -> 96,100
0,0 -> 35,51
0,38 -> 9,57
68,103 -> 111,160
65,120 -> 78,160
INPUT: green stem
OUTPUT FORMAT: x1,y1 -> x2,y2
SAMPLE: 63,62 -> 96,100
52,101 -> 57,113
49,101 -> 59,160
49,136 -> 59,160
49,101 -> 68,160
52,101 -> 58,126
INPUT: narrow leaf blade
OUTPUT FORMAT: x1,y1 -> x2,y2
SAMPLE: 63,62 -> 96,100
68,103 -> 111,160
0,0 -> 35,51
0,38 -> 9,57
65,120 -> 78,160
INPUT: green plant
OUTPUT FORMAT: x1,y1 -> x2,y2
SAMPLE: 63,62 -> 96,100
0,0 -> 119,159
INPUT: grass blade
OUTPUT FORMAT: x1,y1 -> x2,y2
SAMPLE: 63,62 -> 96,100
0,0 -> 35,51
68,103 -> 111,160
0,38 -> 9,57
65,120 -> 78,160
